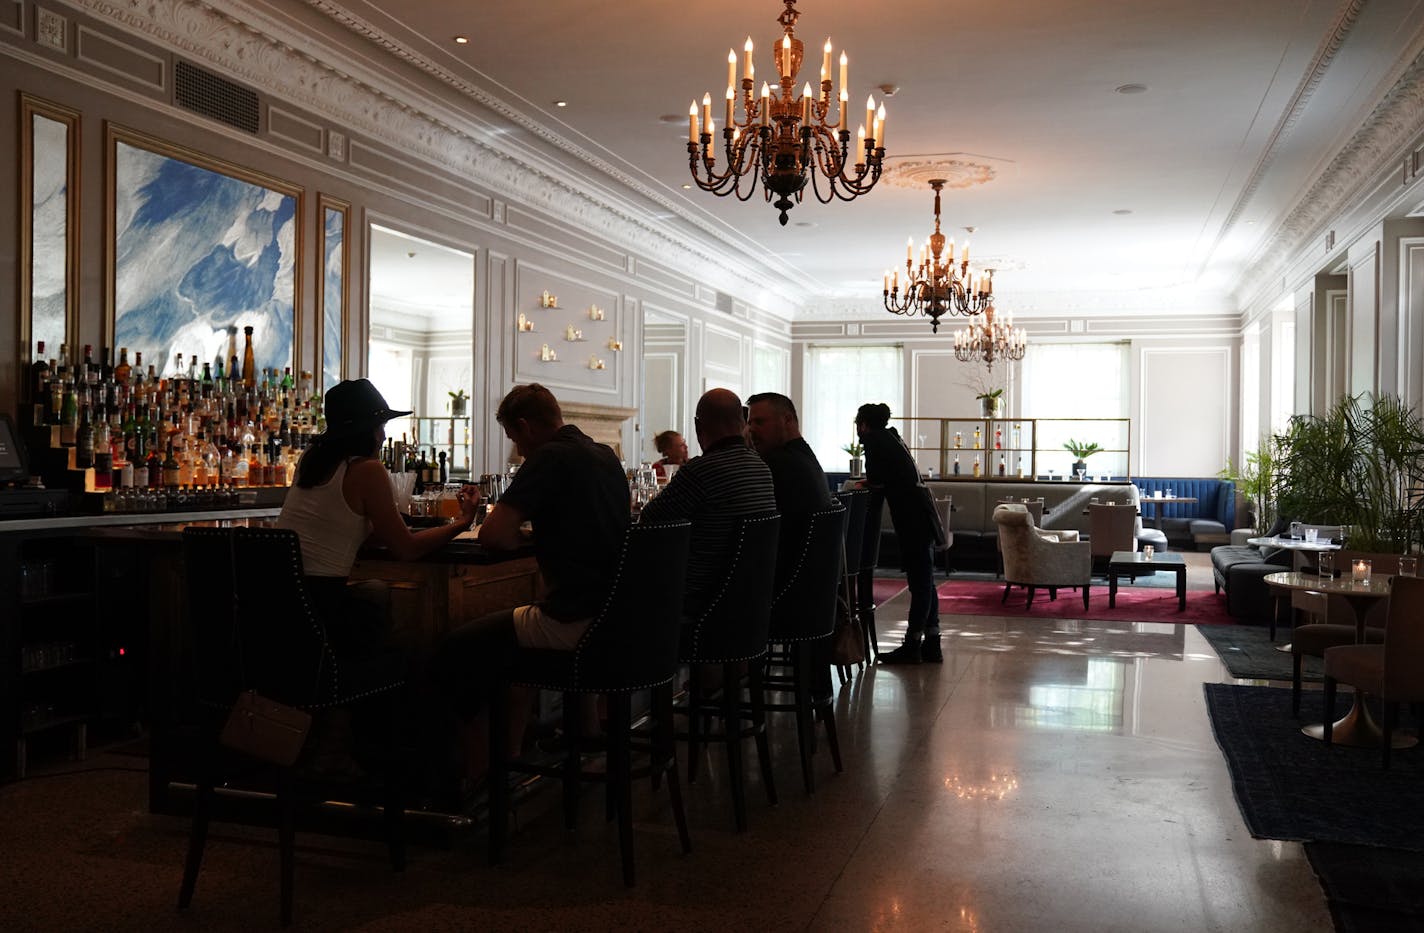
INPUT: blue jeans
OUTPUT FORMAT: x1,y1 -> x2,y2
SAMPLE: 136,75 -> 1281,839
904,543 -> 941,637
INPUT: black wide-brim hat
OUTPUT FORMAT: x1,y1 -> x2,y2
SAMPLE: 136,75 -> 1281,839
322,378 -> 413,436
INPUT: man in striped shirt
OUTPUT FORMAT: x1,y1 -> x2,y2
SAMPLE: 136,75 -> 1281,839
639,387 -> 776,618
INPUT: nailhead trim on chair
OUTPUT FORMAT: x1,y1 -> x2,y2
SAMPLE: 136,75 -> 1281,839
688,513 -> 780,664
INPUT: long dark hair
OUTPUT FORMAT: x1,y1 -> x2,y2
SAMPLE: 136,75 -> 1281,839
294,429 -> 380,488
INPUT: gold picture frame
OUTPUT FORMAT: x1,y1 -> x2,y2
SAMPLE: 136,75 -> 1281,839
18,94 -> 81,381
104,123 -> 304,379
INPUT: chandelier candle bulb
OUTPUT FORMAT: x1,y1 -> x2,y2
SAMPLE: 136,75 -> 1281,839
839,87 -> 848,129
876,103 -> 886,148
840,50 -> 848,94
744,36 -> 754,80
782,35 -> 791,81
702,93 -> 712,134
761,83 -> 771,124
857,125 -> 866,165
689,101 -> 698,143
726,86 -> 734,127
866,95 -> 875,141
823,38 -> 831,80
728,48 -> 737,92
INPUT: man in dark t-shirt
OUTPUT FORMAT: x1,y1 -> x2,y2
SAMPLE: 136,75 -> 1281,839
437,384 -> 629,770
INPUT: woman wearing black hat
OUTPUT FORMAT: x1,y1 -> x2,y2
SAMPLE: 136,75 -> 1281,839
278,378 -> 480,655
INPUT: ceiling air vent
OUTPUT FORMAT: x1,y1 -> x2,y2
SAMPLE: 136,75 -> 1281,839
175,60 -> 259,134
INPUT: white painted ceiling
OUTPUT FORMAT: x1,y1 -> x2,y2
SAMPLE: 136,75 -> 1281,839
342,0 -> 1424,320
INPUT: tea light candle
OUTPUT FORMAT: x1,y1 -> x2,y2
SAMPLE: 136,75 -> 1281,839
1352,559 -> 1372,584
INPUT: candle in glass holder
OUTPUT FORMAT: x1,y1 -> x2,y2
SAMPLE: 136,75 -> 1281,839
1399,556 -> 1418,577
1352,558 -> 1372,584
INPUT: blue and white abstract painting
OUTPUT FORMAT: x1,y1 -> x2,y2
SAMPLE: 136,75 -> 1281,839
30,114 -> 69,356
321,206 -> 345,391
114,140 -> 296,378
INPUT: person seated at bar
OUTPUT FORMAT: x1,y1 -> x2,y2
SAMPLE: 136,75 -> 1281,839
746,391 -> 832,515
437,383 -> 629,774
277,377 -> 479,656
640,388 -> 776,618
652,429 -> 690,478
276,377 -> 479,779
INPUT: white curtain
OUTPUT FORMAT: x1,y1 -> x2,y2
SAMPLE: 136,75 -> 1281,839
804,345 -> 903,469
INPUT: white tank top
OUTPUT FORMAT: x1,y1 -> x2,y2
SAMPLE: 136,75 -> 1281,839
276,459 -> 371,577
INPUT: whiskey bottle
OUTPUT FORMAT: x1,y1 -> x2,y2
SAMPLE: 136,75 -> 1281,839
972,454 -> 982,478
242,325 -> 257,388
113,347 -> 132,386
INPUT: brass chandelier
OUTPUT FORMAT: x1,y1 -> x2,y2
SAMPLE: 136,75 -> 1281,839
686,0 -> 887,225
953,305 -> 1026,372
883,179 -> 993,333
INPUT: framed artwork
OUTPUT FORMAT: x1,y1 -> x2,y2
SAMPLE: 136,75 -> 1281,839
19,94 -> 81,371
105,125 -> 303,379
317,194 -> 350,392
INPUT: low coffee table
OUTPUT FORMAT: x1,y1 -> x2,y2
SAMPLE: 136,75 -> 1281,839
1107,550 -> 1187,611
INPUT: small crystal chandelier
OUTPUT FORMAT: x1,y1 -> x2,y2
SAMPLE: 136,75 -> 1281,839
953,304 -> 1026,372
686,0 -> 887,225
883,179 -> 993,333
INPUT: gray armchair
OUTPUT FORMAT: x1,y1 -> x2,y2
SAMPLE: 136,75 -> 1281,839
1088,503 -> 1138,568
993,503 -> 1092,610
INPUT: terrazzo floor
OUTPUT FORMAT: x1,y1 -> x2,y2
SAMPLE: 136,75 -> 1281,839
0,552 -> 1332,931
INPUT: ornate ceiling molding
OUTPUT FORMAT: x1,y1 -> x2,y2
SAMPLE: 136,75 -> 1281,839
66,0 -> 812,314
1240,45 -> 1424,306
882,157 -> 997,190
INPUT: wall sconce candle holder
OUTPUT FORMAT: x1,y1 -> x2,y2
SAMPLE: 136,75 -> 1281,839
539,343 -> 559,362
564,324 -> 584,342
517,313 -> 534,332
588,305 -> 605,321
538,290 -> 559,309
607,337 -> 623,351
589,356 -> 606,370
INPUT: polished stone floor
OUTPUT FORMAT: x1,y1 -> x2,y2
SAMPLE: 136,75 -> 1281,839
0,564 -> 1332,931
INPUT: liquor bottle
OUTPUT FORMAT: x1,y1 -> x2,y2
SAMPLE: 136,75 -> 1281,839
954,431 -> 962,449
1012,423 -> 1021,450
146,444 -> 163,489
973,427 -> 982,449
228,352 -> 240,390
76,396 -> 96,468
997,454 -> 1006,476
952,454 -> 961,476
994,429 -> 1002,449
82,344 -> 97,386
100,347 -> 114,384
229,443 -> 249,486
162,443 -> 181,487
113,347 -> 131,385
200,361 -> 213,396
1017,457 -> 1025,479
29,340 -> 49,403
60,379 -> 79,445
93,403 -> 111,459
131,448 -> 148,488
242,326 -> 256,388
972,454 -> 982,478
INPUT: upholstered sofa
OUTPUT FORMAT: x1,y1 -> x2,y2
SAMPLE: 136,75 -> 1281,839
1132,477 -> 1237,549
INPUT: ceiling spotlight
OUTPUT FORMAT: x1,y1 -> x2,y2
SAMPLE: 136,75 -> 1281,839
453,35 -> 469,44
1114,83 -> 1148,95
681,184 -> 692,189
554,100 -> 568,107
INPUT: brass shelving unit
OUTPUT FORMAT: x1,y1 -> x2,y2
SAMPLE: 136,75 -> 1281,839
897,416 -> 1132,481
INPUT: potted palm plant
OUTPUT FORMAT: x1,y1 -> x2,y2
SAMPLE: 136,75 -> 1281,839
1063,438 -> 1102,479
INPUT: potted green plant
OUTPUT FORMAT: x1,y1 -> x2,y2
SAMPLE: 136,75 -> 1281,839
1062,438 -> 1102,478
448,388 -> 469,417
1218,441 -> 1280,532
975,388 -> 1005,419
1272,393 -> 1424,551
843,441 -> 864,478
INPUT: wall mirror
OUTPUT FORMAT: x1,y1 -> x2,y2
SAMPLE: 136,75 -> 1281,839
367,223 -> 474,476
20,96 -> 80,374
318,195 -> 349,392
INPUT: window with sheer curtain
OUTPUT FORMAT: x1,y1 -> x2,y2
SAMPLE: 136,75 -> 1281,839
1020,343 -> 1129,477
367,339 -> 414,441
804,345 -> 903,468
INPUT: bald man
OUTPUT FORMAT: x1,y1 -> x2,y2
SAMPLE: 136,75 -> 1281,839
640,388 -> 776,617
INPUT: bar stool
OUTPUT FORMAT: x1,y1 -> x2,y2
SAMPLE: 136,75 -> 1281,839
763,504 -> 848,793
487,520 -> 693,886
676,512 -> 781,832
856,491 -> 885,661
834,488 -> 869,684
177,528 -> 407,928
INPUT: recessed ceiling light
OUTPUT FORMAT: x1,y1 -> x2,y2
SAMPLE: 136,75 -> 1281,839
1115,83 -> 1148,95
681,184 -> 692,189
1245,220 -> 1257,225
554,100 -> 568,108
453,35 -> 469,44
1112,209 -> 1133,215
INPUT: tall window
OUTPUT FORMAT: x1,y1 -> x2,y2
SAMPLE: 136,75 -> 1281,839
1271,321 -> 1295,434
367,339 -> 413,441
804,345 -> 902,468
1020,343 -> 1129,477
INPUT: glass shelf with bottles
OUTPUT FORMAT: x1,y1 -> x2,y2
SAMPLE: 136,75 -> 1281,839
414,416 -> 472,478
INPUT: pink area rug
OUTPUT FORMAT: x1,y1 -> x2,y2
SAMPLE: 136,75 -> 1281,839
871,578 -> 908,605
935,579 -> 1234,625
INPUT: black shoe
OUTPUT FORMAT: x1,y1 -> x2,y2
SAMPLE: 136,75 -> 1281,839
879,641 -> 922,664
921,636 -> 943,663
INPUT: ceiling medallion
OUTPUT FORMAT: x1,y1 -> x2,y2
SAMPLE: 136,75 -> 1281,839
883,158 -> 996,190
685,0 -> 887,225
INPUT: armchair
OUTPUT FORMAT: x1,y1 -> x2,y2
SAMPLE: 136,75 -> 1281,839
993,503 -> 1093,610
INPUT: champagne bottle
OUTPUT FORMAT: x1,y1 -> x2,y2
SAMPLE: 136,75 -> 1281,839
242,325 -> 256,388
